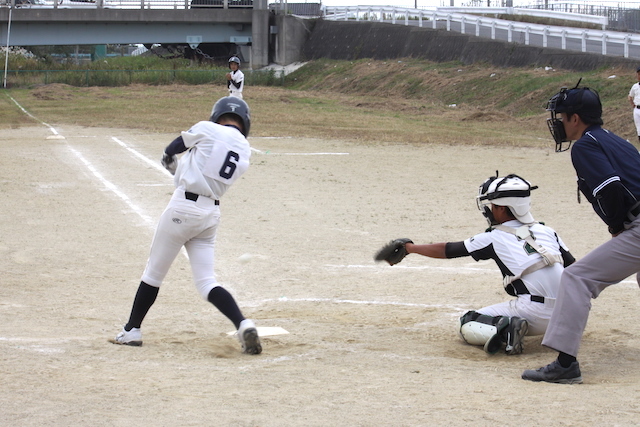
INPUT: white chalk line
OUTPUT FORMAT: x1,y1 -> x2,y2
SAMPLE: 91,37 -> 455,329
111,136 -> 173,177
6,93 -> 63,137
256,152 -> 350,156
326,263 -> 638,285
257,297 -> 469,311
68,146 -> 155,226
8,95 -> 156,229
327,264 -> 490,273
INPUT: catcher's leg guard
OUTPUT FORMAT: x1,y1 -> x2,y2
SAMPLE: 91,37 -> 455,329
459,311 -> 509,355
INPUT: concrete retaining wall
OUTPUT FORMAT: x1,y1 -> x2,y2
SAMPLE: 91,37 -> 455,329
300,19 -> 638,71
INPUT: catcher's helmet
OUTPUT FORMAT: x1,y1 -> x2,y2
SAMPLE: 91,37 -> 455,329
210,96 -> 251,137
477,172 -> 538,225
229,56 -> 241,68
546,80 -> 602,152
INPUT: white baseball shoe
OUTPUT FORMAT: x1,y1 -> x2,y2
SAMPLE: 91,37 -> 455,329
114,327 -> 143,346
237,319 -> 262,355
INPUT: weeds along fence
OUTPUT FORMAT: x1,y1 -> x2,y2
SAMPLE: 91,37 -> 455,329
3,68 -> 285,88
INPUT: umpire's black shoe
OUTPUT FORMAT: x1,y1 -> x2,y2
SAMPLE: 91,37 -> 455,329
522,359 -> 583,384
504,317 -> 528,355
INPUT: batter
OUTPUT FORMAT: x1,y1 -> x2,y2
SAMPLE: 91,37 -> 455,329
113,96 -> 261,355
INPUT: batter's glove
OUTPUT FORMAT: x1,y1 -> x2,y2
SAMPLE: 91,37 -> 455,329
374,238 -> 413,266
161,152 -> 178,175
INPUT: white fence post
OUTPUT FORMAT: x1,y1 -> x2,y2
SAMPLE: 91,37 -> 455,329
562,29 -> 567,50
476,18 -> 481,37
525,26 -> 530,45
460,16 -> 465,34
602,33 -> 607,55
581,31 -> 587,52
625,34 -> 630,58
508,22 -> 513,43
543,27 -> 548,48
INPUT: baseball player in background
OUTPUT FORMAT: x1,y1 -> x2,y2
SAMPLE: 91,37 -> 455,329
522,83 -> 640,384
375,174 -> 575,356
628,66 -> 640,144
226,56 -> 244,99
113,96 -> 261,355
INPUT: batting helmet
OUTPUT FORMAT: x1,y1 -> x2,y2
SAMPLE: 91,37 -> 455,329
210,96 -> 251,137
546,82 -> 603,152
229,56 -> 241,68
477,173 -> 538,225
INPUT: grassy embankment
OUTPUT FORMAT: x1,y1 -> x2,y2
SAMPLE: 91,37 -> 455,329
1,57 -> 637,147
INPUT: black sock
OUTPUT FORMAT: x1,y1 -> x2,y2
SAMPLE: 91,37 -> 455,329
124,281 -> 159,331
207,286 -> 245,329
557,352 -> 577,368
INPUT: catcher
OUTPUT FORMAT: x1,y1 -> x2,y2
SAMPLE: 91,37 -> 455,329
375,173 -> 575,355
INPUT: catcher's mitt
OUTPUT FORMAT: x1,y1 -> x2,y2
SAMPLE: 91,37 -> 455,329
374,238 -> 413,266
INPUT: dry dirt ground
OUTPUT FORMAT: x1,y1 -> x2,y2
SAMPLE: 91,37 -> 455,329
2,121 -> 640,426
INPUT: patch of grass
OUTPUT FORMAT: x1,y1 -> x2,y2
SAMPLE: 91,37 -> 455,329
2,58 -> 638,147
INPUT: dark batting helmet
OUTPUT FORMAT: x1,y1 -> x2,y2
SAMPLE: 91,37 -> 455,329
229,56 -> 241,68
546,80 -> 603,152
210,96 -> 251,137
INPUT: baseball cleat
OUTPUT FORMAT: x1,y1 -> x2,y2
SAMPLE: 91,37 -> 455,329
113,327 -> 143,346
237,319 -> 262,355
522,359 -> 583,384
504,317 -> 528,355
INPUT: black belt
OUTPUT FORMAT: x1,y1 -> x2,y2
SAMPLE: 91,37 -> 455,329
636,105 -> 640,109
630,203 -> 640,217
531,295 -> 545,304
185,192 -> 219,205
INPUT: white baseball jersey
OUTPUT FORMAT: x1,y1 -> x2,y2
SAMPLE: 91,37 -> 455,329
629,82 -> 640,105
464,220 -> 568,299
227,69 -> 244,98
141,121 -> 251,299
462,219 -> 570,335
629,83 -> 640,136
175,120 -> 251,200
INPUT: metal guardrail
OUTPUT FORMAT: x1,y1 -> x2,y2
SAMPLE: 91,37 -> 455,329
0,0 -> 254,9
436,6 -> 608,29
324,6 -> 640,59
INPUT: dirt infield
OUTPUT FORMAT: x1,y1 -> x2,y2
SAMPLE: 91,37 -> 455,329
2,123 -> 640,426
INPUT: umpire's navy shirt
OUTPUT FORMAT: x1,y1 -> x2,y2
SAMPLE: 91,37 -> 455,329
571,125 -> 640,232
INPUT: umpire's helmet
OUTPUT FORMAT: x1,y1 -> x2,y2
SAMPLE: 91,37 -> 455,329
210,96 -> 251,137
229,56 -> 241,68
476,173 -> 538,225
546,82 -> 603,152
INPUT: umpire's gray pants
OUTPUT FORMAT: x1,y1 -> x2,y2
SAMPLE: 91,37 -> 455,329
542,216 -> 640,357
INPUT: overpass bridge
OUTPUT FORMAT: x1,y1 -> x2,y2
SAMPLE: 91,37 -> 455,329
0,0 -> 273,68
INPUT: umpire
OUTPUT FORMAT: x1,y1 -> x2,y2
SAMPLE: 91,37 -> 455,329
522,83 -> 640,384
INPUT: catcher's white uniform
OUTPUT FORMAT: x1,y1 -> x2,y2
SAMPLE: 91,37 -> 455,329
463,219 -> 570,335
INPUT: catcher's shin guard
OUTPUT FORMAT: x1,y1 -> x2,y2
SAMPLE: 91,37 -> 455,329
459,311 -> 509,354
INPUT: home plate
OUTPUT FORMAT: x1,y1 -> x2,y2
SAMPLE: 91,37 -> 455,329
46,135 -> 66,140
227,326 -> 289,337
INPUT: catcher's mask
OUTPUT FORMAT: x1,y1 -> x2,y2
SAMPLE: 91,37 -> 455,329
210,96 -> 251,137
477,172 -> 538,226
546,79 -> 603,152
